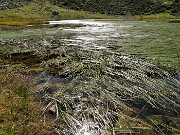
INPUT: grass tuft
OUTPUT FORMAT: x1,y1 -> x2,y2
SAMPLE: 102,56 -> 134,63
0,71 -> 55,135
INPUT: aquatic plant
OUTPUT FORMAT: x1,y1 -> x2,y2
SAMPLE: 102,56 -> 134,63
38,49 -> 180,135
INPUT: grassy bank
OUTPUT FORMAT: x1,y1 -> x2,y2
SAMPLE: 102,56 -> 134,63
1,0 -> 179,26
133,13 -> 180,22
0,1 -> 112,26
0,71 -> 55,134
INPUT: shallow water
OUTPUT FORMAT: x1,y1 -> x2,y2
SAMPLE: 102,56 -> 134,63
49,20 -> 130,51
0,20 -> 180,135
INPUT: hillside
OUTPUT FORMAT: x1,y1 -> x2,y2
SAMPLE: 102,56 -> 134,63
1,0 -> 179,16
0,0 -> 112,25
54,0 -> 180,15
0,0 -> 29,10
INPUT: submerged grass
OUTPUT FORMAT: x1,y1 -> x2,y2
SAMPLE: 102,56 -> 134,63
116,21 -> 180,70
1,47 -> 180,134
38,49 -> 180,135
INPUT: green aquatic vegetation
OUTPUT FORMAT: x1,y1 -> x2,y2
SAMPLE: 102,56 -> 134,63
116,21 -> 180,70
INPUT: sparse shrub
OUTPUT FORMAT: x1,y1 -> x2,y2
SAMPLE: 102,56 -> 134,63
52,11 -> 60,16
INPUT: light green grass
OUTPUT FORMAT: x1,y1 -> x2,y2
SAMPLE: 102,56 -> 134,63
134,13 -> 180,21
0,1 -> 113,25
116,21 -> 180,70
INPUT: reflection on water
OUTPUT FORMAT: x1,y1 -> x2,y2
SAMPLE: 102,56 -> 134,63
49,20 -> 131,51
49,20 -> 111,26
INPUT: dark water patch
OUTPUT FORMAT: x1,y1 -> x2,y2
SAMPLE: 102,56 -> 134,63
32,73 -> 91,86
174,73 -> 180,80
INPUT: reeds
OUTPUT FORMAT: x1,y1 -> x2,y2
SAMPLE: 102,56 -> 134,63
37,49 -> 180,135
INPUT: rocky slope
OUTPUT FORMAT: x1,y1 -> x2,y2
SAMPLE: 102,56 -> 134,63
0,0 -> 30,10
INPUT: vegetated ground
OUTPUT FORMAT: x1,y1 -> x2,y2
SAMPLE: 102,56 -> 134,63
133,13 -> 180,22
0,71 -> 56,135
0,0 -> 179,26
0,20 -> 180,134
57,0 -> 180,15
0,0 -> 113,26
1,0 -> 180,16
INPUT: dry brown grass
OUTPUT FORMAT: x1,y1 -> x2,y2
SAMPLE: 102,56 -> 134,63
0,20 -> 45,26
0,70 -> 56,135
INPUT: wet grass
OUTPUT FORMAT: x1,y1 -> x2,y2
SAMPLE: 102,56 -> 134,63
36,49 -> 180,134
0,20 -> 180,134
1,44 -> 180,134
